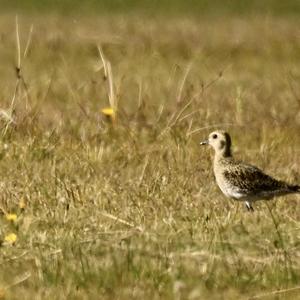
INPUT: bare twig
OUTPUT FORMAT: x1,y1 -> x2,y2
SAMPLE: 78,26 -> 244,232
100,212 -> 143,232
249,286 -> 300,299
97,45 -> 108,79
15,16 -> 21,77
6,272 -> 31,289
1,251 -> 28,265
23,24 -> 34,58
138,155 -> 149,186
186,123 -> 240,136
106,61 -> 115,109
97,45 -> 116,113
176,63 -> 192,104
138,79 -> 143,109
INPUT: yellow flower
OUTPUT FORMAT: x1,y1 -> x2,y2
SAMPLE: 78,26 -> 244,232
101,107 -> 116,122
4,233 -> 17,244
5,213 -> 17,222
101,107 -> 114,116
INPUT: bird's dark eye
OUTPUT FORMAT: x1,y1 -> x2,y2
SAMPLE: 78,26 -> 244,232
212,134 -> 218,139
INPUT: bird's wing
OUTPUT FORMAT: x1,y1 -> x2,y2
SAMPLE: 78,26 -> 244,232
223,163 -> 288,195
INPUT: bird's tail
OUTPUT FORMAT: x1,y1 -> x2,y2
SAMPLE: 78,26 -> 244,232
288,184 -> 300,193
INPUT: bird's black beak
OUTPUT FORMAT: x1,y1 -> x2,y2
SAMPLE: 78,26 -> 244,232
200,140 -> 208,145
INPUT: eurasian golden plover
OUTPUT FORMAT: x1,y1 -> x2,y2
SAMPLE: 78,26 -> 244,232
200,130 -> 300,211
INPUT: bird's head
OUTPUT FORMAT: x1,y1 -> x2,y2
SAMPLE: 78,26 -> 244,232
200,130 -> 232,157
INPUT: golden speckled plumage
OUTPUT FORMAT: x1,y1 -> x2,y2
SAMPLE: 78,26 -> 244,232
200,130 -> 300,211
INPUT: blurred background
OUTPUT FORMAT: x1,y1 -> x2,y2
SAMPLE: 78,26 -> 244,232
2,0 -> 300,15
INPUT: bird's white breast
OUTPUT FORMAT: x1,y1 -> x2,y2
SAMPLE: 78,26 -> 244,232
215,171 -> 246,200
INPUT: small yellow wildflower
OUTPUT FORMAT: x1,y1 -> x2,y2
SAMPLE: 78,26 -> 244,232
4,233 -> 17,244
5,213 -> 17,222
101,107 -> 116,122
101,107 -> 114,116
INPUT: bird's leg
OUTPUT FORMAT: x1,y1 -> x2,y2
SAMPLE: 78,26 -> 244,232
245,201 -> 254,212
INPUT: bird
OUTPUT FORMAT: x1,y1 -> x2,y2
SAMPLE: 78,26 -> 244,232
200,130 -> 300,211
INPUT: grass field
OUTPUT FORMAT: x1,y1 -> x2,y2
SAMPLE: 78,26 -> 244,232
0,4 -> 300,300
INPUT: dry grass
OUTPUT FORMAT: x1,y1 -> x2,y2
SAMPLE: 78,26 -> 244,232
0,12 -> 300,300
